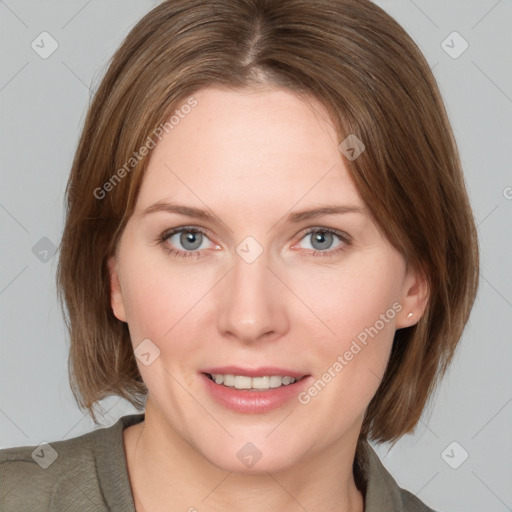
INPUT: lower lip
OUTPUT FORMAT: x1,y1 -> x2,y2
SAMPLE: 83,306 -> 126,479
201,373 -> 311,413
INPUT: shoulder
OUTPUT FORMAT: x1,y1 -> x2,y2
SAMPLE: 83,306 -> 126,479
360,440 -> 439,512
400,488 -> 438,512
0,413 -> 144,512
0,426 -> 104,512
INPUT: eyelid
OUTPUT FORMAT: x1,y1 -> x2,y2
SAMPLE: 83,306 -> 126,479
298,226 -> 352,242
161,225 -> 212,239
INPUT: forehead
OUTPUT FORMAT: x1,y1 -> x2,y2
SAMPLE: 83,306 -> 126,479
136,86 -> 363,212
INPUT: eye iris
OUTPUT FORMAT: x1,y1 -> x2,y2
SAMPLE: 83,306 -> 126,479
312,231 -> 333,251
181,230 -> 202,250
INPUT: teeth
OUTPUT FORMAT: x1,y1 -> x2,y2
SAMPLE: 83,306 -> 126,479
234,376 -> 252,389
209,374 -> 298,390
270,375 -> 284,388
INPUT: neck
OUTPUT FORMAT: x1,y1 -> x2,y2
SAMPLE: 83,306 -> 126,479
124,399 -> 365,512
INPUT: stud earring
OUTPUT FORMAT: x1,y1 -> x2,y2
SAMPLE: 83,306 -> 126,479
407,312 -> 413,320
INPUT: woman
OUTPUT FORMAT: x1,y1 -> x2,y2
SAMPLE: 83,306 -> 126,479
0,0 -> 478,510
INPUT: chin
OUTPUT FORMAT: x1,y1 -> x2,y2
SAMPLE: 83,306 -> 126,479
191,431 -> 305,475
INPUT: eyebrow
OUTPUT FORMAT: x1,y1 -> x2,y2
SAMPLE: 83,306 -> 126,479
142,201 -> 365,223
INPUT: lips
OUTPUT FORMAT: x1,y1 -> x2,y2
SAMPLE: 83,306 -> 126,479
200,366 -> 312,414
200,366 -> 312,413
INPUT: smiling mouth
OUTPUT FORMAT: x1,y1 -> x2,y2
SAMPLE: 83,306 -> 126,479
204,373 -> 307,391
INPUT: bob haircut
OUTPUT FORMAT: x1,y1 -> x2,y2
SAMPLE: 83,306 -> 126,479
56,0 -> 479,444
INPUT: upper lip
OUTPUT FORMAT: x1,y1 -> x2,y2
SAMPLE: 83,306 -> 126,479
201,366 -> 308,379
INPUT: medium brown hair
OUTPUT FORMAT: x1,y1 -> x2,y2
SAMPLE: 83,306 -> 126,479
56,0 -> 479,443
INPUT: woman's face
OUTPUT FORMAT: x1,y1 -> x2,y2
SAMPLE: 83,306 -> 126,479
109,86 -> 425,473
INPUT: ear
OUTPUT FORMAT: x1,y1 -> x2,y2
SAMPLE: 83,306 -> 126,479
395,265 -> 430,329
107,255 -> 127,322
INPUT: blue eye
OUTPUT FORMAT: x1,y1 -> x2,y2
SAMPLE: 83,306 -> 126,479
160,227 -> 212,259
298,228 -> 350,257
169,229 -> 205,251
158,226 -> 350,259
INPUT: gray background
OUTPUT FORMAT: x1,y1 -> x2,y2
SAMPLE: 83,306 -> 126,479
0,1 -> 511,510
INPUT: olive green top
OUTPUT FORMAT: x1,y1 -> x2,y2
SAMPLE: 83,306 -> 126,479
0,413 -> 437,511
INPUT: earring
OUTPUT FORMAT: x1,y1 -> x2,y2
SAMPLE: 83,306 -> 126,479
407,312 -> 413,320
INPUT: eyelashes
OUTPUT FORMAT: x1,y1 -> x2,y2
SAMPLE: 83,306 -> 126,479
298,227 -> 351,257
158,227 -> 211,260
157,226 -> 351,260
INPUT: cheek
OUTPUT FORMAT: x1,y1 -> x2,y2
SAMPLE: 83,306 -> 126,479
292,251 -> 403,403
120,253 -> 215,362
297,300 -> 397,427
290,251 -> 405,344
121,274 -> 170,343
120,247 -> 185,332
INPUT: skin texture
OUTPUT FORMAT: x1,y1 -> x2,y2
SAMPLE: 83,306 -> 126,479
109,86 -> 429,512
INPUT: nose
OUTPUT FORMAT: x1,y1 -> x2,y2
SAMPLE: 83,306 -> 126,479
216,250 -> 289,344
